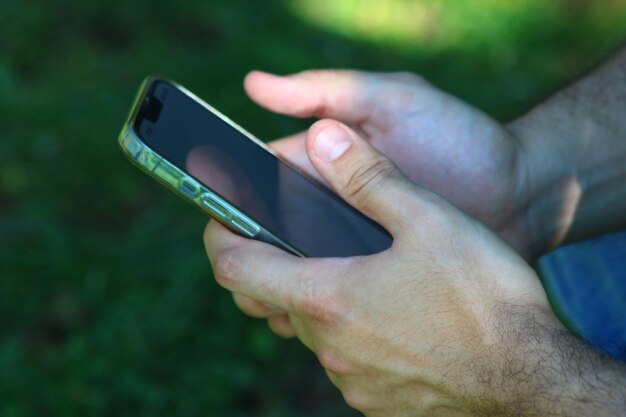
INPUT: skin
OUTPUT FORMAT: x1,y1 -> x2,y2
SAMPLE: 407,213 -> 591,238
204,49 -> 626,415
241,70 -> 536,258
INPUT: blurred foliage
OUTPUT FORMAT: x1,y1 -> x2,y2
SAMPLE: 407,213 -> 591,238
0,0 -> 625,416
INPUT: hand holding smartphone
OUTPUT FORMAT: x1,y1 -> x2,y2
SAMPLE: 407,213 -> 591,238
118,77 -> 392,257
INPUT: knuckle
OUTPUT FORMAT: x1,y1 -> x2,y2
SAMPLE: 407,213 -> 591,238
294,284 -> 347,328
212,250 -> 240,288
344,156 -> 396,206
296,70 -> 364,118
297,69 -> 335,91
203,220 -> 235,261
311,102 -> 329,119
317,349 -> 351,375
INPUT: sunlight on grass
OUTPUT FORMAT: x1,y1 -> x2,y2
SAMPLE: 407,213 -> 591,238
290,0 -> 443,50
289,0 -> 626,53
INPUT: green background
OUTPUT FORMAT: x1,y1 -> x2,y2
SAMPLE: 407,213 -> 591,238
1,0 -> 625,415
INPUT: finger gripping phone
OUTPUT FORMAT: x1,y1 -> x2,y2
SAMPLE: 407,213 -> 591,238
118,77 -> 392,257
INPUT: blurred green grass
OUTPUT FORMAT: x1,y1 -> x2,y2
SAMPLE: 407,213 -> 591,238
0,0 -> 625,415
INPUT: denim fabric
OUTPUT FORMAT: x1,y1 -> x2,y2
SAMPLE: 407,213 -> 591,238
538,229 -> 626,361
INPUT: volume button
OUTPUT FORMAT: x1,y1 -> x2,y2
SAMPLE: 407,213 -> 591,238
200,193 -> 228,218
231,216 -> 260,238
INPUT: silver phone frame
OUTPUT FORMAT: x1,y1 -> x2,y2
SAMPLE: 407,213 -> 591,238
117,77 -> 305,257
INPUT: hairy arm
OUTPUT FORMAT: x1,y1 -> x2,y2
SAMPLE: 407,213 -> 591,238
482,304 -> 626,416
509,47 -> 626,254
501,50 -> 626,415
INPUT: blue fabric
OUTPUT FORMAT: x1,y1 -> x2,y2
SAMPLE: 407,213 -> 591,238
538,229 -> 626,361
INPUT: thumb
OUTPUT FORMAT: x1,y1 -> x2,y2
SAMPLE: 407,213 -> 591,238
306,119 -> 424,237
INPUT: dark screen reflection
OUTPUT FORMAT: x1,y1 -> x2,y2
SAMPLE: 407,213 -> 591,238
137,80 -> 392,257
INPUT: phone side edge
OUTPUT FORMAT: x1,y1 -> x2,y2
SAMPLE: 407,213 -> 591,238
117,123 -> 305,258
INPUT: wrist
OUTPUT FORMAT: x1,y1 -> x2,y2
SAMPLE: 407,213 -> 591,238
456,269 -> 557,414
507,117 -> 579,258
482,302 -> 626,417
509,110 -> 626,257
507,47 -> 626,253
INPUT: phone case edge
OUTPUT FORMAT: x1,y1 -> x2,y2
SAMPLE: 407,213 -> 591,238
117,78 -> 305,257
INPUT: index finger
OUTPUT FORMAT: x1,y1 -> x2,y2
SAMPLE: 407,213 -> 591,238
203,220 -> 352,315
245,70 -> 374,123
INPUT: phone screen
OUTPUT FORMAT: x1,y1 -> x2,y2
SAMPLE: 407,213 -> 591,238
135,80 -> 392,257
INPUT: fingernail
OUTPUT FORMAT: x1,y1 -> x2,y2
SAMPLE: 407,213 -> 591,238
314,126 -> 353,162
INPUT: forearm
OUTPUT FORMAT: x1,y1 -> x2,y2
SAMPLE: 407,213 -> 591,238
486,304 -> 626,417
508,47 -> 626,254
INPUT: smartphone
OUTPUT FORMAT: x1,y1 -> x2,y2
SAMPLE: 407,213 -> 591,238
118,77 -> 392,257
